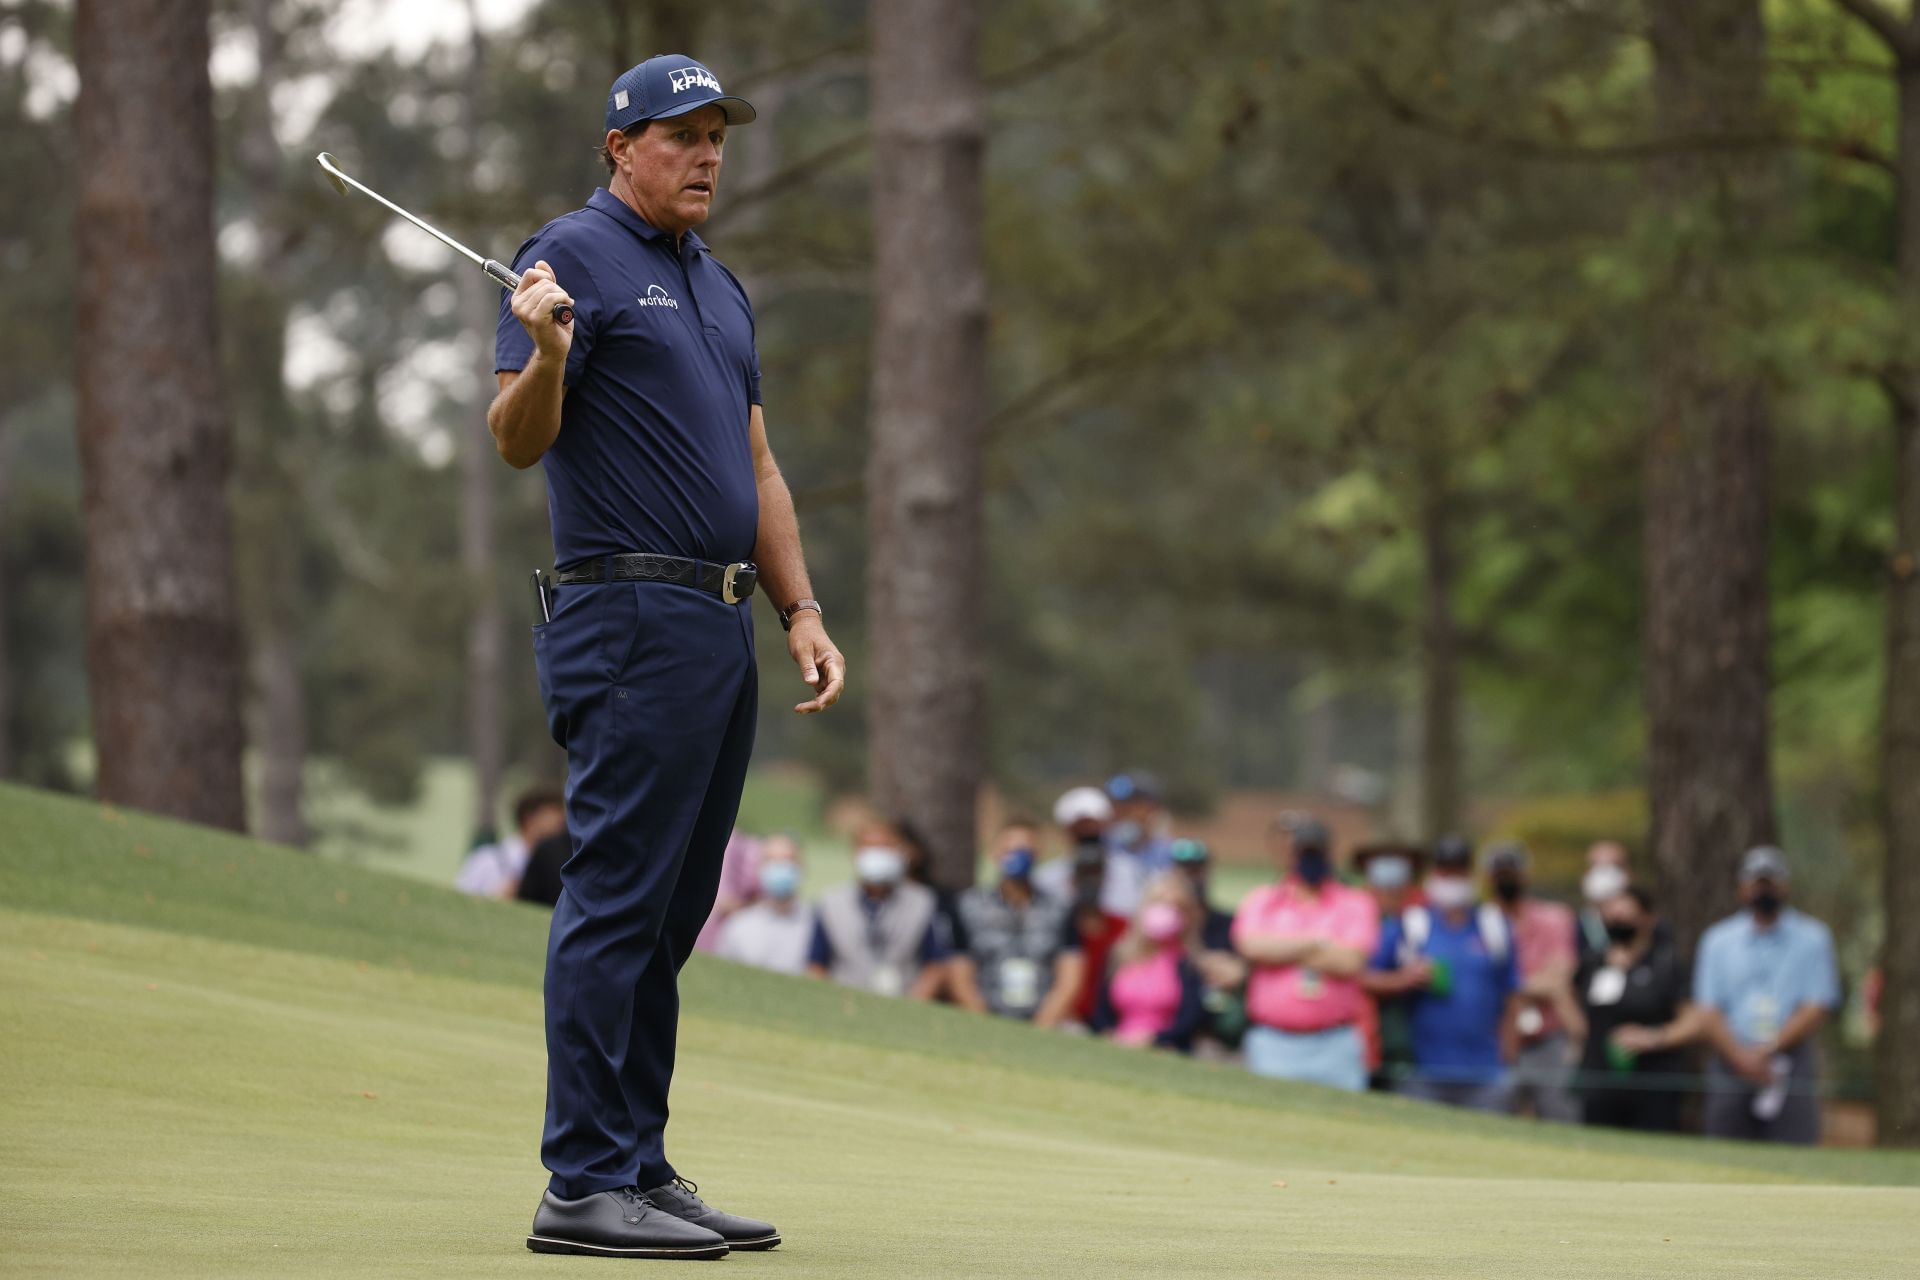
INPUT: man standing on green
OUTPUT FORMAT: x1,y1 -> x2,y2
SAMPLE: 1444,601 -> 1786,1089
492,54 -> 844,1259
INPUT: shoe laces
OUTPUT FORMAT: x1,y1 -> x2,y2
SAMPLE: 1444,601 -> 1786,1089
669,1176 -> 703,1205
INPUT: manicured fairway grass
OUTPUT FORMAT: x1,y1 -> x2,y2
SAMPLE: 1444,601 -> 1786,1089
4,782 -> 1918,1277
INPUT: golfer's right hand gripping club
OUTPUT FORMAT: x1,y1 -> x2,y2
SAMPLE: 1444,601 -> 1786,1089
315,152 -> 572,328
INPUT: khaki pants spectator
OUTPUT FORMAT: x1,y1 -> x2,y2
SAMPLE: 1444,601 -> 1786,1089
1509,1031 -> 1580,1122
1703,1041 -> 1821,1145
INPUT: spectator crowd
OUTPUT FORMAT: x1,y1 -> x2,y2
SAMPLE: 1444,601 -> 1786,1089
461,773 -> 1841,1145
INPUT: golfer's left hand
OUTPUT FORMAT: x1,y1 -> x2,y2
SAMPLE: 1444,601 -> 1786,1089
788,616 -> 845,714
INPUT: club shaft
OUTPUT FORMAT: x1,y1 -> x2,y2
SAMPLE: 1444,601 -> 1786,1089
324,162 -> 488,268
317,154 -> 570,325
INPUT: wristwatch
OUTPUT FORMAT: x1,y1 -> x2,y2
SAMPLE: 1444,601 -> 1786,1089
779,598 -> 823,632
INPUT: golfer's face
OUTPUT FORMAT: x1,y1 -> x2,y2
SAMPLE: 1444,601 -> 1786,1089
627,105 -> 727,231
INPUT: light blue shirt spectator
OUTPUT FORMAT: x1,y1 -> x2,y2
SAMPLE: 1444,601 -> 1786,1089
1692,907 -> 1840,1046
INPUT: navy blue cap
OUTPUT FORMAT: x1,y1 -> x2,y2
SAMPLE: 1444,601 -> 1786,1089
1105,770 -> 1165,805
606,55 -> 755,133
1282,816 -> 1331,855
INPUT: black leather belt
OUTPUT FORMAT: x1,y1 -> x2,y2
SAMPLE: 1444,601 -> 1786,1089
553,553 -> 757,604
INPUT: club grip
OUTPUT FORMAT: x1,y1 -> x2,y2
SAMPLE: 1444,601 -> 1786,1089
487,258 -> 572,328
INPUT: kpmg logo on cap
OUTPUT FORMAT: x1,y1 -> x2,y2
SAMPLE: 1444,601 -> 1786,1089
667,65 -> 722,94
638,284 -> 680,310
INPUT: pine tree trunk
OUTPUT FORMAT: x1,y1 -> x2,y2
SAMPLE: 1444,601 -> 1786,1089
463,7 -> 505,835
1643,0 -> 1778,960
233,0 -> 308,847
865,0 -> 987,889
1876,47 -> 1920,1150
0,409 -> 12,779
1418,459 -> 1461,838
74,0 -> 246,830
607,0 -> 704,76
1884,375 -> 1920,1148
250,621 -> 307,845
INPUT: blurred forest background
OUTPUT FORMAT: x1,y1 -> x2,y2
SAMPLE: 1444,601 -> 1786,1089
2,0 -> 1918,1136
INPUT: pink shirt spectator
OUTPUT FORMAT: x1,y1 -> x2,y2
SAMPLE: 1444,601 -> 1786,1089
1233,879 -> 1380,1034
1108,949 -> 1186,1047
694,833 -> 763,953
1508,897 -> 1576,1040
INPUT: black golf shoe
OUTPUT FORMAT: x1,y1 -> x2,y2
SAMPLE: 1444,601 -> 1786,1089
644,1178 -> 781,1251
526,1186 -> 730,1259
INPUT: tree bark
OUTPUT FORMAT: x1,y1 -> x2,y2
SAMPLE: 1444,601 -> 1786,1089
0,410 -> 12,779
462,4 -> 505,835
1418,460 -> 1461,838
1298,678 -> 1336,794
865,0 -> 987,889
1885,354 -> 1920,1148
74,0 -> 246,829
1875,27 -> 1920,1148
1643,0 -> 1779,960
233,0 -> 309,847
607,0 -> 705,77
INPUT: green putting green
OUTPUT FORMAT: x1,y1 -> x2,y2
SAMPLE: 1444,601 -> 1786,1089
3,781 -> 1917,1277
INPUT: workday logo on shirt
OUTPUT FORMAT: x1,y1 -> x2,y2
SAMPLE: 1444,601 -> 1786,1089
637,284 -> 680,310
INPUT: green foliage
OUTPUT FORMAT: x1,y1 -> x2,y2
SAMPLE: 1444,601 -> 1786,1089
1486,788 -> 1649,889
0,0 -> 1904,919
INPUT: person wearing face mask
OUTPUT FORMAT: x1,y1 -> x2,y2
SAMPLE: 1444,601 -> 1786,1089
1089,874 -> 1207,1053
1686,846 -> 1840,1143
1038,789 -> 1134,1023
1364,837 -> 1520,1111
891,817 -> 974,1004
1484,843 -> 1582,1123
950,831 -> 1086,1025
1101,771 -> 1175,906
693,832 -> 768,953
1572,886 -> 1692,1132
1353,843 -> 1427,1088
805,820 -> 948,999
715,836 -> 814,976
1231,815 -> 1380,1091
1169,838 -> 1250,1053
1576,841 -> 1633,965
1037,785 -> 1146,919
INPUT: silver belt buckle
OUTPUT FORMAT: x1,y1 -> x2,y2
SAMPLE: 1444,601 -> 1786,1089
721,562 -> 748,605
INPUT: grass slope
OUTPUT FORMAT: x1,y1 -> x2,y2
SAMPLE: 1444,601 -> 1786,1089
4,782 -> 1918,1278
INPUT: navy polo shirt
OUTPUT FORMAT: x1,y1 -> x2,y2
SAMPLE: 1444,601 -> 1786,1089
495,188 -> 761,567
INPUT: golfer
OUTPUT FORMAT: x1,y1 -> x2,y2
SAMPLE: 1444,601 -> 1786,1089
490,54 -> 844,1259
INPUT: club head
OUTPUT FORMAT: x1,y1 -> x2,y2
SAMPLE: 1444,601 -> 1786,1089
315,152 -> 350,196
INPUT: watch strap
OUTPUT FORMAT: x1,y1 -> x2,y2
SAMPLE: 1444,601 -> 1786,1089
780,598 -> 823,631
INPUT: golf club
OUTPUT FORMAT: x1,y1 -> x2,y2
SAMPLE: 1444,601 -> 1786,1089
316,152 -> 572,327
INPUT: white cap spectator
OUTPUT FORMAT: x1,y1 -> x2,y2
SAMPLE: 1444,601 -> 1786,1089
1052,786 -> 1114,828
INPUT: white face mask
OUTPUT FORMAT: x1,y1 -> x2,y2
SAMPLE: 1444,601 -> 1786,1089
1366,855 -> 1412,891
1426,876 -> 1476,911
855,846 -> 906,886
1583,864 -> 1628,905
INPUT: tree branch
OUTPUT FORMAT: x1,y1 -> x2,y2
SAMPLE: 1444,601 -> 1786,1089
1768,54 -> 1899,80
715,132 -> 868,219
794,310 -> 1190,514
1358,64 -> 1896,176
983,6 -> 1134,91
733,40 -> 863,96
722,9 -> 1146,221
1829,0 -> 1920,62
985,309 -> 1176,437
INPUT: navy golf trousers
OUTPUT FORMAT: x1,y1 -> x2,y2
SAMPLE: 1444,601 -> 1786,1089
531,577 -> 758,1198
